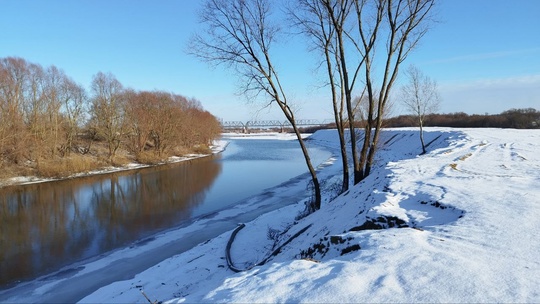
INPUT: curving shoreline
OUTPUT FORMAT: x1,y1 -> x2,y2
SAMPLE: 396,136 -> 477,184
0,132 -> 314,188
0,131 -> 335,303
0,139 -> 230,189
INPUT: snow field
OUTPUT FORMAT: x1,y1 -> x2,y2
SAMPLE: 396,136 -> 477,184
80,128 -> 540,303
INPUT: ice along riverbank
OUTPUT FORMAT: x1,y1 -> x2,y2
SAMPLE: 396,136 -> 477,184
0,132 -> 335,302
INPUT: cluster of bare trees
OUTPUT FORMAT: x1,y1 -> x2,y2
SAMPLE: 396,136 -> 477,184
192,0 -> 436,211
88,72 -> 221,161
0,57 -> 87,166
0,57 -> 221,176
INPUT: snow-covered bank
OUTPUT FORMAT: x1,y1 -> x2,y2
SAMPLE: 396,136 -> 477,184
3,128 -> 539,303
76,128 -> 540,303
0,140 -> 229,188
0,133 -> 335,303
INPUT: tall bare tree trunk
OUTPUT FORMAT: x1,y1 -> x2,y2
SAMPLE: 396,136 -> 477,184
356,0 -> 436,181
191,0 -> 322,210
291,0 -> 351,192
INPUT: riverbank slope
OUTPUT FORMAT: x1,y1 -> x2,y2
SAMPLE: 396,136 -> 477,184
82,127 -> 540,303
4,128 -> 540,303
0,131 -> 332,303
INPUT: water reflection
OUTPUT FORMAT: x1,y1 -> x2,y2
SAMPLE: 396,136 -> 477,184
0,138 -> 333,289
0,156 -> 221,287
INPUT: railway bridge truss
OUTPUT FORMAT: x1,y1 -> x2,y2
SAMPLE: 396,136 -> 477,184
221,119 -> 334,133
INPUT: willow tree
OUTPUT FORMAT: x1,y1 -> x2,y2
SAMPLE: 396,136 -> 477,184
191,0 -> 322,211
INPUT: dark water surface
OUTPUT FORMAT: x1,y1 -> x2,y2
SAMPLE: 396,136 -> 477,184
0,137 -> 331,288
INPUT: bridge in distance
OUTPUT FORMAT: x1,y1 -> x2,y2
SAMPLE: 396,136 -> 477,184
221,119 -> 334,133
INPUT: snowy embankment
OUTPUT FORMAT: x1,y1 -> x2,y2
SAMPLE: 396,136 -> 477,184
77,128 -> 539,303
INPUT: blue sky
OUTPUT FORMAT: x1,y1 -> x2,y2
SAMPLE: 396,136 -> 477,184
1,0 -> 539,122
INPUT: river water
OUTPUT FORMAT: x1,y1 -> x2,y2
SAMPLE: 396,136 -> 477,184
0,136 -> 331,289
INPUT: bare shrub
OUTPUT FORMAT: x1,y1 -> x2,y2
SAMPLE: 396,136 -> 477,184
135,152 -> 163,165
321,177 -> 344,202
267,226 -> 281,243
110,154 -> 132,167
172,146 -> 191,157
191,145 -> 212,155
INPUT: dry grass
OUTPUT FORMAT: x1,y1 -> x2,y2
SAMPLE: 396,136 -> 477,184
191,145 -> 212,155
2,141 -> 216,182
458,153 -> 473,161
0,163 -> 32,179
111,154 -> 133,167
36,155 -> 103,178
173,146 -> 191,157
135,152 -> 164,165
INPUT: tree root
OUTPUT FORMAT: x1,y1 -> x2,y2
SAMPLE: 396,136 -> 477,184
225,223 -> 313,273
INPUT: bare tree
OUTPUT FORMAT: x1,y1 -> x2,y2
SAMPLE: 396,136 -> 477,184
355,0 -> 436,180
0,57 -> 32,164
319,0 -> 378,185
150,91 -> 182,157
191,0 -> 322,211
124,90 -> 156,155
42,66 -> 67,157
0,58 -> 87,165
353,91 -> 394,126
1,57 -> 221,175
294,0 -> 435,185
401,65 -> 440,154
89,72 -> 125,161
290,0 -> 351,193
60,78 -> 87,156
23,62 -> 48,160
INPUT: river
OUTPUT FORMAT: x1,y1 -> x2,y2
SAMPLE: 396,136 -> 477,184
0,135 -> 332,291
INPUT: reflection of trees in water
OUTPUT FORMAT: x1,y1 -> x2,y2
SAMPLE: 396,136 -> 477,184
0,157 -> 221,287
0,183 -> 88,287
91,158 -> 221,251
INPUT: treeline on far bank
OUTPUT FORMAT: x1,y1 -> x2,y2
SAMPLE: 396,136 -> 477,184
0,57 -> 221,179
385,108 -> 540,129
301,108 -> 540,134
